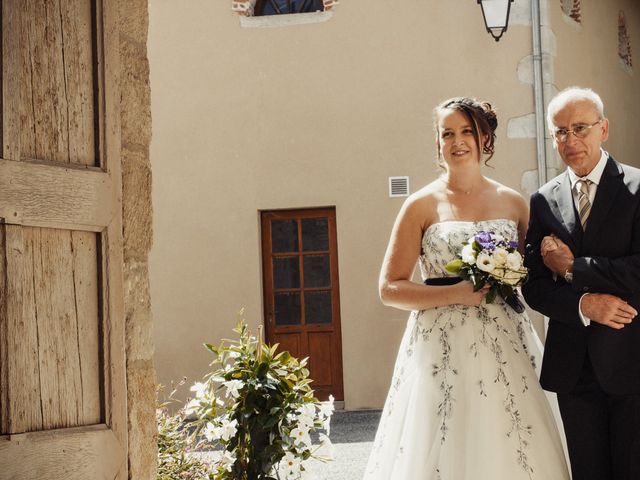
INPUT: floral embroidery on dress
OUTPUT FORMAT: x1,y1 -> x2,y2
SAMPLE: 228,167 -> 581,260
364,220 -> 568,480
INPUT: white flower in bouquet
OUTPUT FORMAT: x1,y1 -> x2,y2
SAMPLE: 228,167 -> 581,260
492,247 -> 509,266
506,251 -> 523,270
445,230 -> 528,311
461,244 -> 476,265
502,270 -> 525,286
476,251 -> 496,273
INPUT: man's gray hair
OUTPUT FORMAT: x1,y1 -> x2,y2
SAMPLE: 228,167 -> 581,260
546,87 -> 605,131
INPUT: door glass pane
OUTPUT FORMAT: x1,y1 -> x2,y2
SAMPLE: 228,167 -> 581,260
275,292 -> 301,325
305,291 -> 332,324
272,220 -> 299,253
303,254 -> 330,288
273,256 -> 300,289
301,218 -> 328,252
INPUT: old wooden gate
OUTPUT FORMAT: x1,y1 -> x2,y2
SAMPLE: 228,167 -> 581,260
0,1 -> 127,478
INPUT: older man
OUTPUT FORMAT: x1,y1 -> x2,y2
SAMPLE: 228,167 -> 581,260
523,87 -> 640,480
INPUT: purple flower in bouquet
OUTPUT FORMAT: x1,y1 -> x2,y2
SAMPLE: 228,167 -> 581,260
474,231 -> 495,251
446,230 -> 528,310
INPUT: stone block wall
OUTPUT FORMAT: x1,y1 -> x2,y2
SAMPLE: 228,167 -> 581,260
119,0 -> 156,478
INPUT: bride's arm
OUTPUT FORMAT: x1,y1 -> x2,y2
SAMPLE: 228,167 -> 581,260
379,197 -> 488,311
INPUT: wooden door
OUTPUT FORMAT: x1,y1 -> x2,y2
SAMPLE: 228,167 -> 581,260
0,1 -> 127,478
261,208 -> 344,401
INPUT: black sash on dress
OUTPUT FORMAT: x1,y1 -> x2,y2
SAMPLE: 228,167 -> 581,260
424,277 -> 525,313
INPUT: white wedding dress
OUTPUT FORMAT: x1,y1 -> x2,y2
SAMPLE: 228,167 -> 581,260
364,219 -> 570,480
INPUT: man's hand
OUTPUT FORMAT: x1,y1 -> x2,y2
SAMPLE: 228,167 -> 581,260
541,234 -> 574,275
581,293 -> 637,329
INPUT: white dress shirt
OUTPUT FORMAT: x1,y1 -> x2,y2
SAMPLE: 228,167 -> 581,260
566,149 -> 609,326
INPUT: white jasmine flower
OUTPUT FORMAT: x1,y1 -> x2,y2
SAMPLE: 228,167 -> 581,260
506,251 -> 523,271
312,433 -> 334,460
297,403 -> 316,418
290,426 -> 312,448
319,395 -> 335,417
321,414 -> 331,434
203,421 -> 222,442
279,451 -> 302,478
476,252 -> 496,273
220,418 -> 238,441
223,379 -> 244,399
461,244 -> 476,265
492,247 -> 508,266
184,398 -> 200,415
215,449 -> 236,472
190,382 -> 207,399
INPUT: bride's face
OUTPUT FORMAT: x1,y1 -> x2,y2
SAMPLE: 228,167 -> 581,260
437,109 -> 481,166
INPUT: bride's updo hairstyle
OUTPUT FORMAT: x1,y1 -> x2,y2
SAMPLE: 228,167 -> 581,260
433,97 -> 498,168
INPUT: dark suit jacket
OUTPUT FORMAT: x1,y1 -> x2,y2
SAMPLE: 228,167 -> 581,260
522,155 -> 640,395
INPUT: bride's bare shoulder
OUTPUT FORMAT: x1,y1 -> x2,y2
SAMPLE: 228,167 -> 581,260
397,180 -> 443,226
485,178 -> 529,218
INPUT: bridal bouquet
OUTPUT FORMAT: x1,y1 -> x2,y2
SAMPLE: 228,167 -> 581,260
185,315 -> 334,480
445,230 -> 528,312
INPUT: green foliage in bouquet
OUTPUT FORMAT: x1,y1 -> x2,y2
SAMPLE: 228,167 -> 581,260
186,314 -> 334,480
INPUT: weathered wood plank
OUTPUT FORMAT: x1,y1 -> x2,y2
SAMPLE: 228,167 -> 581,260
100,5 -> 128,476
2,0 -> 21,161
0,425 -> 124,479
60,0 -> 97,166
0,224 -> 7,434
21,0 -> 70,163
30,227 -> 82,430
70,231 -> 101,424
1,226 -> 43,435
0,158 -> 112,231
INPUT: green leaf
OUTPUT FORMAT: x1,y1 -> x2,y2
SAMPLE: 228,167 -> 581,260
485,287 -> 497,304
445,259 -> 464,273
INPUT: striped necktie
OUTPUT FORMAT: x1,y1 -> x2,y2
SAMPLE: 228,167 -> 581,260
576,179 -> 592,229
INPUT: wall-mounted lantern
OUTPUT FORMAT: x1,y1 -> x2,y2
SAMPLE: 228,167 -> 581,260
477,0 -> 514,42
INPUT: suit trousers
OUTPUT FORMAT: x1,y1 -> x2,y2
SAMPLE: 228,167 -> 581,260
557,354 -> 640,480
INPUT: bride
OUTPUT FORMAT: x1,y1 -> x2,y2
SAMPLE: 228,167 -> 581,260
363,97 -> 570,479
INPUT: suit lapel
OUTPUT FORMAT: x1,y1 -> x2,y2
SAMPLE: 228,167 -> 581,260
552,171 -> 582,248
582,157 -> 624,248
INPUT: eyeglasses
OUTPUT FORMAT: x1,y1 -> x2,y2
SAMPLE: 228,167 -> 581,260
552,120 -> 602,142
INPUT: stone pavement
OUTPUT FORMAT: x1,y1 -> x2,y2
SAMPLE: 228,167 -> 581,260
305,409 -> 381,480
198,409 -> 381,479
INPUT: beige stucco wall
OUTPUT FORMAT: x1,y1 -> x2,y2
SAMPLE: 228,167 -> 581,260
149,0 -> 639,410
549,0 -> 640,170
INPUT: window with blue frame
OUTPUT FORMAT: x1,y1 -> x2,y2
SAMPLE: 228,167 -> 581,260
254,0 -> 324,16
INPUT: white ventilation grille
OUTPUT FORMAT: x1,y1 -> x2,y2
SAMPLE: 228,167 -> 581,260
388,176 -> 410,198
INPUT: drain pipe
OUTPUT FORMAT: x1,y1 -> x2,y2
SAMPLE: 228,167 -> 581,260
532,0 -> 547,187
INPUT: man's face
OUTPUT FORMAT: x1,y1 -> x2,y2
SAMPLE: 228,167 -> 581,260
551,99 -> 609,176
